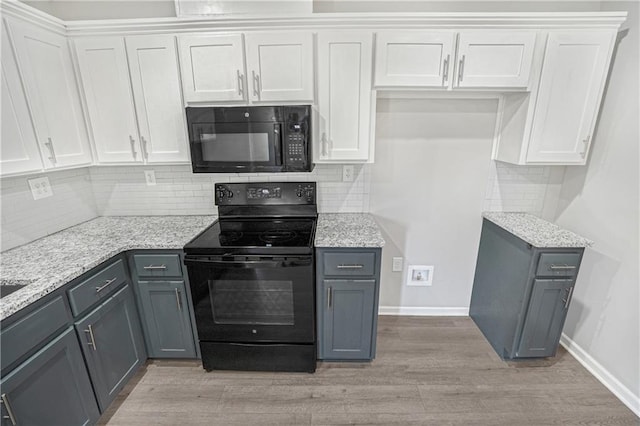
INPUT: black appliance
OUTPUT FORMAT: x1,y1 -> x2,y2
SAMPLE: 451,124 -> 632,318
186,105 -> 312,173
184,182 -> 317,373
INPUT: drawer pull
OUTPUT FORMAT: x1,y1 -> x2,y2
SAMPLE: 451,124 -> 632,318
563,287 -> 574,309
84,324 -> 97,351
1,393 -> 17,426
336,264 -> 364,269
143,264 -> 167,271
95,277 -> 118,293
549,264 -> 576,271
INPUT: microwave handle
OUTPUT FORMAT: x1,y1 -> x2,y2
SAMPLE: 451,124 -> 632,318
274,123 -> 282,166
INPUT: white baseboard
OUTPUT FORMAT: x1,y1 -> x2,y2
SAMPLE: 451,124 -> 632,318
560,333 -> 640,417
378,306 -> 469,316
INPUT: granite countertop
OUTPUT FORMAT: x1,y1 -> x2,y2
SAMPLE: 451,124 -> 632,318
315,213 -> 386,248
482,212 -> 593,248
0,216 -> 215,320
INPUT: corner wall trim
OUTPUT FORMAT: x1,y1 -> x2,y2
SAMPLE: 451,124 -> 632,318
378,306 -> 469,316
560,333 -> 640,417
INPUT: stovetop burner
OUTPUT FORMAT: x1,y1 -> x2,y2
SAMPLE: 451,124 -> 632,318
260,230 -> 296,244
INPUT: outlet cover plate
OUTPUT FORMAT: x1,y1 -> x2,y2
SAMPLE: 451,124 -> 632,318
144,170 -> 156,186
392,257 -> 403,272
342,165 -> 354,182
406,265 -> 434,286
28,176 -> 53,200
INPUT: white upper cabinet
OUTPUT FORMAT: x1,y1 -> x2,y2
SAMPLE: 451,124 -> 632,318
178,31 -> 313,104
178,34 -> 246,103
75,37 -> 142,163
525,31 -> 615,164
0,20 -> 43,176
374,31 -> 455,88
126,35 -> 189,163
455,31 -> 536,88
8,20 -> 92,169
245,32 -> 314,102
316,31 -> 374,162
374,30 -> 536,89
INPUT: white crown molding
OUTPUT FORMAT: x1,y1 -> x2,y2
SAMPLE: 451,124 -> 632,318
560,333 -> 640,417
378,306 -> 469,316
0,0 -> 66,34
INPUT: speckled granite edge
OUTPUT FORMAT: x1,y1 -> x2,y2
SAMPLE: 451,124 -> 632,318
482,212 -> 593,248
0,216 -> 215,321
315,213 -> 386,248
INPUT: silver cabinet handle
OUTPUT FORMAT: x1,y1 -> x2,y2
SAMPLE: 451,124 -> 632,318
337,264 -> 364,269
95,277 -> 117,293
458,54 -> 466,83
141,136 -> 149,160
550,264 -> 576,270
1,393 -> 17,426
580,135 -> 591,158
237,69 -> 244,97
252,70 -> 260,98
85,324 -> 97,351
143,264 -> 167,270
563,286 -> 574,309
443,54 -> 450,84
175,288 -> 182,311
327,287 -> 332,309
129,135 -> 137,160
44,137 -> 57,164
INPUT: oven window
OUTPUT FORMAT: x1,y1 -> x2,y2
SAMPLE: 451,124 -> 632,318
200,133 -> 270,162
209,280 -> 294,326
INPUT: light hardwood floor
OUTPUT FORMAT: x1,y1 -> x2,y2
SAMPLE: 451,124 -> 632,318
101,316 -> 638,425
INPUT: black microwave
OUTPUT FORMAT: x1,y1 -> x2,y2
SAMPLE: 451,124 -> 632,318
186,105 -> 312,173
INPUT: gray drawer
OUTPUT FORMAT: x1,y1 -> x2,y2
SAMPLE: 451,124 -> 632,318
68,259 -> 127,316
536,253 -> 581,277
323,252 -> 376,276
133,254 -> 182,278
1,295 -> 71,371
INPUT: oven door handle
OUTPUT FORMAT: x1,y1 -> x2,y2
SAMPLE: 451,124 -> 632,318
184,258 -> 311,269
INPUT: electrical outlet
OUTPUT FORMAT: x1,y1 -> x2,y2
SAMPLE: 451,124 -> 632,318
406,265 -> 434,286
144,170 -> 156,186
392,257 -> 403,272
342,165 -> 354,182
28,176 -> 53,200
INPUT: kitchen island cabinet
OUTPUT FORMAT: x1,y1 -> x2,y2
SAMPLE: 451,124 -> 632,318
470,213 -> 592,359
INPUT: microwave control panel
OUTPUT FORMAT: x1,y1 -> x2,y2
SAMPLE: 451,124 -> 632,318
283,106 -> 310,171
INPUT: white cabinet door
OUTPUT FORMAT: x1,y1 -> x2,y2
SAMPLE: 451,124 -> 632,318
178,34 -> 245,103
317,31 -> 373,162
8,20 -> 92,169
374,31 -> 455,87
456,31 -> 536,88
75,37 -> 142,163
526,31 -> 615,164
245,32 -> 314,102
1,21 -> 43,176
126,35 -> 189,163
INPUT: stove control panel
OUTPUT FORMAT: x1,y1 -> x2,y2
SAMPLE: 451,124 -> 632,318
215,182 -> 316,206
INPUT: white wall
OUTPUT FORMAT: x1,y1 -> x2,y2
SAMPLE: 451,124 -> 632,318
555,1 -> 639,414
0,169 -> 98,251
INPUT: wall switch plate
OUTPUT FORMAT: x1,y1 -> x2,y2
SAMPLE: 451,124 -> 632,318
406,265 -> 434,286
144,170 -> 156,186
28,176 -> 53,200
392,257 -> 403,272
342,165 -> 354,182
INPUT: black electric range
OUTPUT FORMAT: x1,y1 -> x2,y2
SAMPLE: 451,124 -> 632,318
183,182 -> 318,373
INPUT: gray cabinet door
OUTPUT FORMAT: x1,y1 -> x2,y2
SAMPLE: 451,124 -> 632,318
74,284 -> 146,412
137,280 -> 196,358
320,279 -> 375,360
516,279 -> 574,358
0,327 -> 100,426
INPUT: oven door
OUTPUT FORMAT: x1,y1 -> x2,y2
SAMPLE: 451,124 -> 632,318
184,255 -> 314,344
189,122 -> 283,172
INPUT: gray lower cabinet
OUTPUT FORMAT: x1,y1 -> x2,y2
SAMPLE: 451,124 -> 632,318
316,248 -> 382,361
470,219 -> 582,359
74,284 -> 146,412
0,327 -> 100,426
137,280 -> 196,358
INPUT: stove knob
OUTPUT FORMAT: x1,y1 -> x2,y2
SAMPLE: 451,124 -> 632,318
227,191 -> 233,198
296,190 -> 303,197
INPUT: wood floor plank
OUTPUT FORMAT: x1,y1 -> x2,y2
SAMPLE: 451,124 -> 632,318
103,316 -> 638,425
